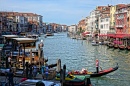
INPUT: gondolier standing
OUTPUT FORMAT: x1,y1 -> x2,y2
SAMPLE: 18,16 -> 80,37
39,40 -> 44,58
96,59 -> 99,73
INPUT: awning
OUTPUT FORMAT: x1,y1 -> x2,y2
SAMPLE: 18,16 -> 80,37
99,34 -> 107,36
107,34 -> 115,37
113,34 -> 127,38
82,32 -> 90,36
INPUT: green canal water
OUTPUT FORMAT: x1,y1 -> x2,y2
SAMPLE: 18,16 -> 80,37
38,32 -> 130,86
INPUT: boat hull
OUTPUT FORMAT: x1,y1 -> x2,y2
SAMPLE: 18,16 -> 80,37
119,45 -> 126,50
69,65 -> 118,77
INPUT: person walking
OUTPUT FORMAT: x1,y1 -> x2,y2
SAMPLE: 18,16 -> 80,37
8,56 -> 12,67
6,69 -> 14,86
45,64 -> 49,79
32,64 -> 38,79
41,64 -> 45,79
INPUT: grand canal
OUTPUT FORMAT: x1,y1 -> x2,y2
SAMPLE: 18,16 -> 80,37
38,32 -> 130,86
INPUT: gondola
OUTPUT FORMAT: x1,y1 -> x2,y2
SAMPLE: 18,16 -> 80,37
68,64 -> 118,77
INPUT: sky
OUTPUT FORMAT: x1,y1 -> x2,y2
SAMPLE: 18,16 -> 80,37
0,0 -> 130,26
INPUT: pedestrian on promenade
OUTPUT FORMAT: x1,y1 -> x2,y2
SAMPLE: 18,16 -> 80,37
8,56 -> 12,67
29,63 -> 33,78
6,69 -> 14,86
32,64 -> 38,79
45,63 -> 49,79
41,64 -> 45,79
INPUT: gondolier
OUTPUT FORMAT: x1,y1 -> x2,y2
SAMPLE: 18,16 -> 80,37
96,59 -> 99,73
39,40 -> 44,58
68,63 -> 118,77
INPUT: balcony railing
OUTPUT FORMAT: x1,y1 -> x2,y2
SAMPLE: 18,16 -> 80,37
115,25 -> 123,28
115,10 -> 127,14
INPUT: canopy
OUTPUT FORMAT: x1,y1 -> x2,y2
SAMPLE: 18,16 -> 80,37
12,38 -> 36,44
82,32 -> 90,36
99,34 -> 107,36
113,34 -> 128,38
107,34 -> 115,37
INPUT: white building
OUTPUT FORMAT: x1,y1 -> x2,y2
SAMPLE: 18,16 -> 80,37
68,25 -> 77,34
99,14 -> 110,34
14,15 -> 28,32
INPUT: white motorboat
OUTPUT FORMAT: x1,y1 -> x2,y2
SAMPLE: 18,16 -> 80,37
91,41 -> 99,46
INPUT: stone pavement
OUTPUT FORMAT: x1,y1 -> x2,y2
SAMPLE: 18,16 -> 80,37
0,75 -> 23,84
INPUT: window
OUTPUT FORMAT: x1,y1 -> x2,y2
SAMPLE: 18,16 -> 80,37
127,17 -> 129,22
106,18 -> 108,21
100,25 -> 103,29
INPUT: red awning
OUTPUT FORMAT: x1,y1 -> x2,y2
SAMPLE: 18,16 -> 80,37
106,34 -> 130,38
107,34 -> 115,37
114,34 -> 127,38
82,32 -> 90,36
99,34 -> 107,36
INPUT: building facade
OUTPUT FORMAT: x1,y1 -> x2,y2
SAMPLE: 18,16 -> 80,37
115,5 -> 127,34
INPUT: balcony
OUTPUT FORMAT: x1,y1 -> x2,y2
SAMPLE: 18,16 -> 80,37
116,25 -> 123,28
110,26 -> 115,29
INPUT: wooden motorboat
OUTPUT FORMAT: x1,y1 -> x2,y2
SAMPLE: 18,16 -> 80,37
46,32 -> 54,36
68,64 -> 118,77
107,43 -> 114,48
91,41 -> 99,46
118,45 -> 126,50
127,46 -> 130,50
114,44 -> 118,49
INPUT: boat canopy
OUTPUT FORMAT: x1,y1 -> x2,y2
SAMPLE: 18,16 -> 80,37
12,38 -> 36,43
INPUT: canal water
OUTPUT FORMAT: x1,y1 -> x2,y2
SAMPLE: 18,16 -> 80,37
38,32 -> 130,86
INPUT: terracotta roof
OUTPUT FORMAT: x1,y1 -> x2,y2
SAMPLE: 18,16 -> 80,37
116,4 -> 127,9
0,12 -> 40,17
96,6 -> 108,11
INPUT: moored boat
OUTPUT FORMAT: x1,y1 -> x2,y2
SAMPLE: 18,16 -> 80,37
127,46 -> 130,50
55,74 -> 91,86
107,42 -> 114,48
91,40 -> 99,46
68,64 -> 118,77
118,45 -> 126,50
114,44 -> 118,49
46,32 -> 54,36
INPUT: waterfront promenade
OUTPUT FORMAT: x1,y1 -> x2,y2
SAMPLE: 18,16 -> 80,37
0,74 -> 61,85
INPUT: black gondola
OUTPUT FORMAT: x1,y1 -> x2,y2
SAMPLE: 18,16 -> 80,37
69,63 -> 119,77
